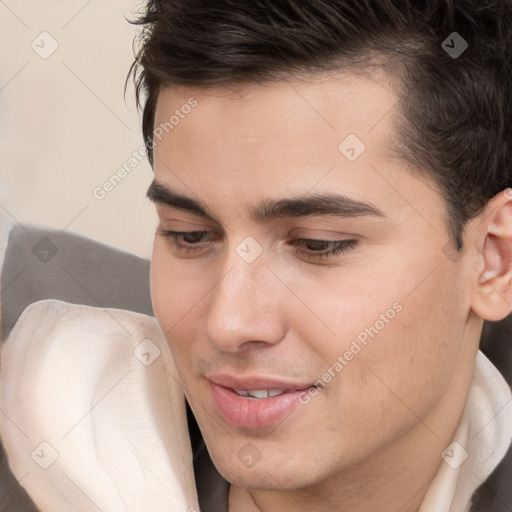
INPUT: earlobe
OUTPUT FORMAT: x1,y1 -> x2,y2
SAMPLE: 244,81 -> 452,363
470,189 -> 512,321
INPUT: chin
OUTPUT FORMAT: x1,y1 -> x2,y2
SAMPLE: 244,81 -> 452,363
209,446 -> 328,492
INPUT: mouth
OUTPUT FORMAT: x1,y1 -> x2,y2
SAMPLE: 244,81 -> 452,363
207,374 -> 318,429
232,388 -> 290,399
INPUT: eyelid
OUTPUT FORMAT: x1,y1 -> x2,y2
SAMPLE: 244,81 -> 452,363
157,228 -> 358,261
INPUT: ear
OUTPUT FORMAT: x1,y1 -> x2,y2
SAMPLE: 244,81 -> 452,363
470,188 -> 512,321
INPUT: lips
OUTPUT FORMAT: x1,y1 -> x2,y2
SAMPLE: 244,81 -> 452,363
207,374 -> 316,429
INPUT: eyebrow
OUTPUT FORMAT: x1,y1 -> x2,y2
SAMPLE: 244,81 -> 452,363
146,179 -> 385,222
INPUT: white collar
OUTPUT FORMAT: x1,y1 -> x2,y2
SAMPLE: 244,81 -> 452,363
419,350 -> 512,512
1,300 -> 511,512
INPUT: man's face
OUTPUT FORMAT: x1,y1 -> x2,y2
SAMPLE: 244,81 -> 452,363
149,72 -> 478,490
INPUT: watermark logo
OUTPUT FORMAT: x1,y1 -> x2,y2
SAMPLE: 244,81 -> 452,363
133,338 -> 161,366
31,441 -> 59,469
236,236 -> 263,264
338,134 -> 366,162
441,240 -> 466,263
442,441 -> 468,469
31,32 -> 59,59
32,237 -> 58,263
237,442 -> 262,468
442,32 -> 468,59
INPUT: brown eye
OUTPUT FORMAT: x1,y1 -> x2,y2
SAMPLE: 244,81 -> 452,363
292,239 -> 358,260
158,229 -> 216,255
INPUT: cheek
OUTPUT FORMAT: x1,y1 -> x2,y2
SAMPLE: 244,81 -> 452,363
292,249 -> 467,411
274,259 -> 406,366
151,240 -> 203,330
150,243 -> 175,331
149,240 -> 214,371
321,263 -> 467,434
150,244 -> 187,358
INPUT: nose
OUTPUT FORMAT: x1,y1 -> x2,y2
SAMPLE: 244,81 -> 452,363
204,250 -> 287,353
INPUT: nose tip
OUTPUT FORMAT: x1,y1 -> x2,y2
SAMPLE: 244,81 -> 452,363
204,264 -> 286,352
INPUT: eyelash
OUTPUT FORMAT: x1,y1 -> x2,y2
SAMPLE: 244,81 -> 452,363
158,229 -> 357,261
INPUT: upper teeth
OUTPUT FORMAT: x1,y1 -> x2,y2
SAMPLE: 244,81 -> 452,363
234,389 -> 285,399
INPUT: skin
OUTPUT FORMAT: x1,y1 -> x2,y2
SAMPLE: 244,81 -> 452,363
148,70 -> 512,512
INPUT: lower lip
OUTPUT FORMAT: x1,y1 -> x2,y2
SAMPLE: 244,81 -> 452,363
209,382 -> 312,429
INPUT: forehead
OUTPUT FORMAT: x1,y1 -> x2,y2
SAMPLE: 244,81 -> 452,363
154,70 -> 400,151
153,71 -> 400,177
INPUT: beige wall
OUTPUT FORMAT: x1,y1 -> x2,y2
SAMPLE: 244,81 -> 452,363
0,0 -> 157,259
